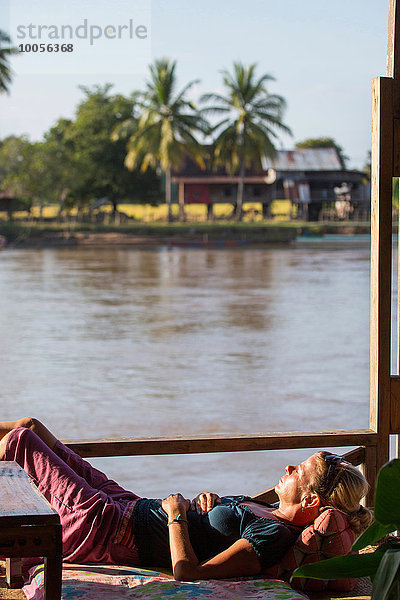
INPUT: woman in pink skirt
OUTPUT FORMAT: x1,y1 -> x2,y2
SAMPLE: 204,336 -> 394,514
0,418 -> 372,581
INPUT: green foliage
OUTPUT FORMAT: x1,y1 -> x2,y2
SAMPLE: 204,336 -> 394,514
0,131 -> 77,216
0,135 -> 31,183
0,85 -> 160,220
41,118 -> 81,209
124,58 -> 208,173
0,30 -> 18,94
295,548 -> 386,579
353,460 -> 400,550
115,58 -> 208,221
0,136 -> 38,217
201,62 -> 291,220
61,84 -> 147,215
2,140 -> 52,205
0,58 -> 295,223
295,137 -> 349,169
293,459 -> 400,600
0,222 -> 31,242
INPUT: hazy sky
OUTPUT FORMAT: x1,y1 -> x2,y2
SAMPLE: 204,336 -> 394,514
0,0 -> 389,169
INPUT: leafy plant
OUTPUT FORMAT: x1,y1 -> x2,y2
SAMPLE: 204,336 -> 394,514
293,459 -> 400,600
0,30 -> 18,94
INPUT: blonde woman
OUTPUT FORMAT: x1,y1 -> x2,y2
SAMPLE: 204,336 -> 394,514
0,418 -> 372,580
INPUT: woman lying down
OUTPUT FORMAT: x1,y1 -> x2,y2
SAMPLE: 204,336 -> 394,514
0,418 -> 372,581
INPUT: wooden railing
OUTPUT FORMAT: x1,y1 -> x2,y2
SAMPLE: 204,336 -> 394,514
65,430 -> 377,458
66,1 -> 400,508
65,432 -> 375,505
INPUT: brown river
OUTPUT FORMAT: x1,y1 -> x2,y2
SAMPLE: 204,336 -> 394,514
0,236 -> 380,498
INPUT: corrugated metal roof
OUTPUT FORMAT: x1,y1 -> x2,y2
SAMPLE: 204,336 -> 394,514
262,148 -> 342,171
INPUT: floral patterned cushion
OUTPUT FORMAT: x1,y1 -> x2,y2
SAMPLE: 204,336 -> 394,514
22,564 -> 310,600
263,508 -> 356,592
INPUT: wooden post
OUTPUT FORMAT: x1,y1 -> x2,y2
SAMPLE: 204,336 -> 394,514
178,182 -> 185,221
397,164 -> 400,458
360,446 -> 377,507
386,0 -> 400,458
369,76 -> 393,487
166,168 -> 172,222
6,558 -> 23,589
368,2 -> 400,480
44,522 -> 63,600
387,0 -> 400,80
389,0 -> 400,457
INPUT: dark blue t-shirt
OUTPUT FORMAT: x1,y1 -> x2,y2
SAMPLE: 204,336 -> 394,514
132,495 -> 300,570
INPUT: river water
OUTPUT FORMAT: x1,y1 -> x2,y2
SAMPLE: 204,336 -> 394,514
0,237 -> 377,498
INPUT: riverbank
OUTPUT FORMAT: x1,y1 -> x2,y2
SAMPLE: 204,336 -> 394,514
0,221 -> 372,248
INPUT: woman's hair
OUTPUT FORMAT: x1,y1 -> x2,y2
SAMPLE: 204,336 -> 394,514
308,451 -> 373,534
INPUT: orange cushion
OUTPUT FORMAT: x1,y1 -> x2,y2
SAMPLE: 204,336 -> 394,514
263,508 -> 356,592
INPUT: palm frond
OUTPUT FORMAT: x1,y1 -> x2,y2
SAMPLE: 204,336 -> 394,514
200,92 -> 231,106
203,62 -> 290,175
122,56 -> 208,192
0,29 -> 18,94
111,118 -> 137,141
172,78 -> 200,107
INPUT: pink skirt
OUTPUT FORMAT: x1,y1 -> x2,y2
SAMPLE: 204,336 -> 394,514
5,427 -> 141,565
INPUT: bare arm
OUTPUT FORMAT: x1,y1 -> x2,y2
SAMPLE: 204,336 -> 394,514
162,494 -> 261,581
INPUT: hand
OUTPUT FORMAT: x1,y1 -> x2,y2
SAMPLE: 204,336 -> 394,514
190,492 -> 221,515
160,493 -> 190,518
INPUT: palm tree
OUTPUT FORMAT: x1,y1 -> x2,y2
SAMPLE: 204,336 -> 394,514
0,31 -> 17,94
115,59 -> 208,221
202,63 -> 291,220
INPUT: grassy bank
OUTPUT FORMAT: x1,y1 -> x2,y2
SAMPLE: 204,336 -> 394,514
0,219 -> 372,247
0,200 -> 374,246
1,201 -> 290,222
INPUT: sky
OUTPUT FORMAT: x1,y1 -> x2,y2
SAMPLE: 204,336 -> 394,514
0,0 -> 389,170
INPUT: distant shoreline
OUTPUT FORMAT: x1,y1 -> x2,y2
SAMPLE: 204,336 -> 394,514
0,221 -> 372,249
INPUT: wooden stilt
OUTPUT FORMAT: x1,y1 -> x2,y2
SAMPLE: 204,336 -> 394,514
178,182 -> 185,221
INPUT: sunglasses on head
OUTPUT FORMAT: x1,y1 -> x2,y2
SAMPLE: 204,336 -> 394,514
320,453 -> 350,498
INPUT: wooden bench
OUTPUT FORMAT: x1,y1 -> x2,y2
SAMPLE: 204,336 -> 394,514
0,462 -> 62,600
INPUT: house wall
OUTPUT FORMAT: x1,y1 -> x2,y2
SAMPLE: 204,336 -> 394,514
185,183 -> 275,204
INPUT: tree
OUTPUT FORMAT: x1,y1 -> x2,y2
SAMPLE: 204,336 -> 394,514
72,84 -> 160,221
201,62 -> 291,220
0,136 -> 61,218
1,87 -> 161,222
0,136 -> 30,182
115,58 -> 208,221
0,128 -> 79,220
0,136 -> 35,219
41,118 -> 82,217
295,137 -> 349,169
0,30 -> 17,94
53,84 -> 159,221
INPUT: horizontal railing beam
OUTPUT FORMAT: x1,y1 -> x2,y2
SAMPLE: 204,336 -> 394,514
64,429 -> 377,458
